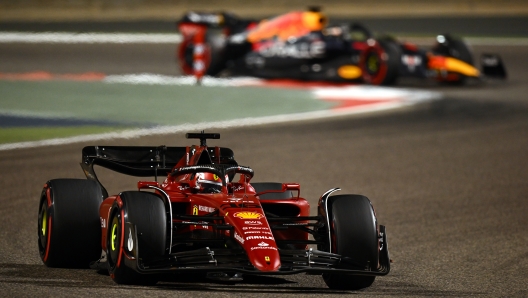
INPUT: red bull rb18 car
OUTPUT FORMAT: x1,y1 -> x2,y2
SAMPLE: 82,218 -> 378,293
38,132 -> 390,290
177,8 -> 506,85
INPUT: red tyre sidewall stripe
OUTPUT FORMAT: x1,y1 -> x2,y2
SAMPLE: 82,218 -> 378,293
116,209 -> 125,268
46,187 -> 51,206
43,187 -> 52,262
362,44 -> 389,85
43,217 -> 52,262
370,46 -> 388,85
178,38 -> 194,75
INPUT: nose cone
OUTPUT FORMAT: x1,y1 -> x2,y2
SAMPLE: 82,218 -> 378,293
251,249 -> 281,272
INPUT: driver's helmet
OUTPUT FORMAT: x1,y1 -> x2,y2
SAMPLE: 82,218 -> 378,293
194,172 -> 223,193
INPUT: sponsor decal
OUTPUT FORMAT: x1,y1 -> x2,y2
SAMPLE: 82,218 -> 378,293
183,220 -> 209,229
243,226 -> 269,230
225,197 -> 242,202
402,55 -> 422,72
222,203 -> 260,209
244,220 -> 262,225
192,205 -> 198,227
233,185 -> 244,192
244,231 -> 273,235
127,228 -> 134,251
259,41 -> 325,59
198,205 -> 215,213
250,242 -> 277,251
251,247 -> 277,251
234,211 -> 263,219
234,231 -> 244,244
100,217 -> 106,228
177,185 -> 190,191
246,235 -> 274,241
187,12 -> 224,25
482,56 -> 499,66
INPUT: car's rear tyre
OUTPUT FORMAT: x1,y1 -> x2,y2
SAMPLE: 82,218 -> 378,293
360,39 -> 400,85
107,191 -> 166,285
322,195 -> 379,290
251,182 -> 294,200
177,29 -> 227,76
37,179 -> 104,268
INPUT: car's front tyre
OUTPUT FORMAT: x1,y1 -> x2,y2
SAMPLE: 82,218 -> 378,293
106,191 -> 166,285
322,194 -> 379,290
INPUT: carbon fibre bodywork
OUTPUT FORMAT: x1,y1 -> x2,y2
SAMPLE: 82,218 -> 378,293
37,132 -> 389,289
79,132 -> 390,285
176,9 -> 506,85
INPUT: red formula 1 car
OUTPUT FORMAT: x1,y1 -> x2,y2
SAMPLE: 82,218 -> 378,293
177,8 -> 506,85
37,132 -> 390,290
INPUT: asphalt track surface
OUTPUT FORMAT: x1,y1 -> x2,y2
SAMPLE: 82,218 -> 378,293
1,20 -> 528,297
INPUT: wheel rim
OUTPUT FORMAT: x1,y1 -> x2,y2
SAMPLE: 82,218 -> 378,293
107,214 -> 121,269
361,45 -> 389,85
111,220 -> 118,251
366,52 -> 380,75
40,205 -> 47,236
38,202 -> 48,251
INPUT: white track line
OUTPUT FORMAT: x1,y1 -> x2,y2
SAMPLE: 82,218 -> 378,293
0,74 -> 440,151
103,74 -> 263,86
0,32 -> 527,46
0,32 -> 182,44
0,98 -> 435,151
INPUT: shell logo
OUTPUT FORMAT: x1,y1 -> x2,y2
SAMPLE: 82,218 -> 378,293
233,211 -> 263,219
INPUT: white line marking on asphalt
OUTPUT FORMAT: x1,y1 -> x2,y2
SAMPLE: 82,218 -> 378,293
103,74 -> 262,86
0,32 -> 182,43
0,103 -> 404,151
0,74 -> 441,151
0,32 -> 527,46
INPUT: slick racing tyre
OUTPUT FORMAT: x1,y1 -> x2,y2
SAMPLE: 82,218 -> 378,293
360,39 -> 400,85
38,179 -> 104,268
107,191 -> 166,285
322,195 -> 379,290
177,29 -> 227,76
251,182 -> 294,200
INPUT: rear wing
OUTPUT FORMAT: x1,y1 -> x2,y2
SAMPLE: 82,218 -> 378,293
80,145 -> 235,196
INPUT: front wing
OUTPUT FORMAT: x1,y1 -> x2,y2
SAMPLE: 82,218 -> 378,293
108,223 -> 390,277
